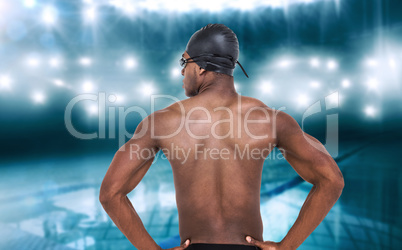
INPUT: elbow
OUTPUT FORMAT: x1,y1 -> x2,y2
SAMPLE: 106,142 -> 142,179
99,185 -> 127,207
336,176 -> 345,190
99,191 -> 110,205
324,176 -> 345,197
332,177 -> 345,194
319,162 -> 345,194
331,168 -> 345,191
99,189 -> 110,205
99,181 -> 127,206
315,174 -> 345,197
99,185 -> 117,206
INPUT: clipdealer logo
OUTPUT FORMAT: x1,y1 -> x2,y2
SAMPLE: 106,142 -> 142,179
64,92 -> 339,160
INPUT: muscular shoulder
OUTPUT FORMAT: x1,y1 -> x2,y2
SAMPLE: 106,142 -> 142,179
274,110 -> 302,147
239,95 -> 278,119
241,95 -> 267,106
144,101 -> 186,137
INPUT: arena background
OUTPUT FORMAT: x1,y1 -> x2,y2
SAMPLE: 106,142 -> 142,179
0,0 -> 401,249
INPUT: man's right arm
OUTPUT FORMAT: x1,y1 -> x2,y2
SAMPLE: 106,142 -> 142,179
274,111 -> 344,249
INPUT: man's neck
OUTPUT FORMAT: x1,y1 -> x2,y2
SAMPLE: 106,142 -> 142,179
197,79 -> 237,97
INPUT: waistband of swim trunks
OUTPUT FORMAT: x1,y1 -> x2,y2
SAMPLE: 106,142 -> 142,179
186,243 -> 260,250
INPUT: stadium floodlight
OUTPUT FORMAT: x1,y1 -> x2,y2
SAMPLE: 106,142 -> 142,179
366,78 -> 378,91
327,59 -> 337,70
171,68 -> 181,78
0,75 -> 12,90
125,57 -> 137,69
42,6 -> 58,25
53,79 -> 64,87
87,104 -> 98,115
364,106 -> 376,117
341,79 -> 350,88
297,94 -> 309,106
49,57 -> 61,67
24,0 -> 36,8
365,58 -> 378,67
82,81 -> 94,92
27,57 -> 40,67
115,94 -> 125,103
141,83 -> 154,96
108,0 -> 329,13
309,81 -> 320,88
108,94 -> 125,103
260,81 -> 273,93
84,8 -> 97,22
388,58 -> 396,69
125,4 -> 136,14
325,91 -> 340,107
32,91 -> 46,104
79,57 -> 92,66
310,58 -> 320,67
278,59 -> 291,68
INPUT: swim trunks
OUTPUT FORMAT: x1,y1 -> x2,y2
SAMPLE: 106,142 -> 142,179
187,243 -> 261,250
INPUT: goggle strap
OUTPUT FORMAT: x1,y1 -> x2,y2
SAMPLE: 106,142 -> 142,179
236,61 -> 249,78
182,54 -> 250,78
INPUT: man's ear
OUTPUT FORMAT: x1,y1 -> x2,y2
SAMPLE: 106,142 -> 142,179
199,67 -> 207,75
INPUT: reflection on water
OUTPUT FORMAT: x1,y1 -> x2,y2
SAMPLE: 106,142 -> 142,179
0,140 -> 401,249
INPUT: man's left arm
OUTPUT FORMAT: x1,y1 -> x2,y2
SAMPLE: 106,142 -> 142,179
99,114 -> 161,250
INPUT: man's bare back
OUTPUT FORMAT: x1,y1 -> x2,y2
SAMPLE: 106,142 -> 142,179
99,23 -> 344,250
154,93 -> 275,245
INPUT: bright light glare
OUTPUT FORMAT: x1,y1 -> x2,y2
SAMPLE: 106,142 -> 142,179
171,68 -> 181,78
141,84 -> 154,96
326,92 -> 339,107
82,81 -> 94,92
110,0 -> 137,14
342,79 -> 350,88
84,8 -> 97,22
297,94 -> 309,106
278,59 -> 291,68
49,57 -> 61,67
79,57 -> 92,66
109,0 -> 124,8
27,57 -> 40,67
32,91 -> 46,104
388,58 -> 396,69
53,79 -> 64,87
364,106 -> 376,117
310,58 -> 320,67
327,60 -> 338,70
203,0 -> 223,12
24,0 -> 36,8
109,94 -> 125,103
108,0 -> 322,13
42,6 -> 58,25
260,81 -> 273,93
0,75 -> 12,90
229,1 -> 255,11
117,95 -> 124,102
87,104 -> 98,115
124,4 -> 136,14
309,81 -> 320,88
366,78 -> 378,91
365,58 -> 378,67
125,58 -> 137,69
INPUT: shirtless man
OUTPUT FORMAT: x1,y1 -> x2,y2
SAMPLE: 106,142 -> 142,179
99,24 -> 344,250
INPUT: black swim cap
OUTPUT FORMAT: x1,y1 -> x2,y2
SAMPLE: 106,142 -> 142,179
185,24 -> 249,78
